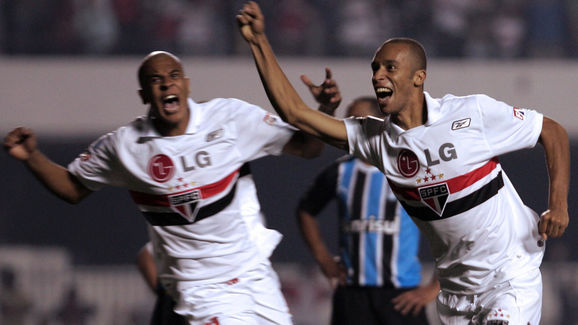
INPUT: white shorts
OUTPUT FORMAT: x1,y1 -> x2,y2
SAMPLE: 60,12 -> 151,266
173,262 -> 293,325
436,268 -> 542,325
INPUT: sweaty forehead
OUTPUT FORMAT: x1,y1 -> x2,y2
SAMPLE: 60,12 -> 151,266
142,55 -> 183,74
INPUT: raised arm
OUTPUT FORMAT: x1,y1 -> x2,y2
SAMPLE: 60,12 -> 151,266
237,1 -> 348,150
4,127 -> 91,204
537,116 -> 570,241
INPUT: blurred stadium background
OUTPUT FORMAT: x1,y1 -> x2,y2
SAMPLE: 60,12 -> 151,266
1,0 -> 577,324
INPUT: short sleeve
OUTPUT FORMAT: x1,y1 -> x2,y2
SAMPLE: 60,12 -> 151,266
344,116 -> 386,170
67,132 -> 124,191
297,162 -> 339,216
478,95 -> 543,157
229,99 -> 296,160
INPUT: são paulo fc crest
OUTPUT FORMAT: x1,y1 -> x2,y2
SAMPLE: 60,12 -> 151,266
148,154 -> 175,183
418,183 -> 449,216
397,149 -> 420,177
168,189 -> 202,222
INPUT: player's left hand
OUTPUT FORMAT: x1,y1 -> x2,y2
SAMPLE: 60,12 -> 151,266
237,1 -> 265,44
538,208 -> 569,241
301,67 -> 342,114
392,282 -> 439,316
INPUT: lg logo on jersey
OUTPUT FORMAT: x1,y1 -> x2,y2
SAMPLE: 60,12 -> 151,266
148,151 -> 212,183
397,143 -> 458,177
148,154 -> 175,183
424,143 -> 457,166
181,151 -> 212,172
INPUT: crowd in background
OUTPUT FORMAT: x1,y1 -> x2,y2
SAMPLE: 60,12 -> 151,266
1,0 -> 577,58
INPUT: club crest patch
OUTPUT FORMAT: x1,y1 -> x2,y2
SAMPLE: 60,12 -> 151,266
148,154 -> 175,183
79,152 -> 91,161
168,189 -> 202,222
263,113 -> 277,125
418,183 -> 449,216
513,107 -> 525,120
397,149 -> 420,177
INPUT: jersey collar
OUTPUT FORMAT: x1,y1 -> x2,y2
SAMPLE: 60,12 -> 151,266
185,97 -> 203,134
423,91 -> 442,126
386,91 -> 442,137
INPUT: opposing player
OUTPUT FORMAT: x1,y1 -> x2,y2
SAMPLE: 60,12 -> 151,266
3,51 -> 339,324
297,96 -> 439,324
237,2 -> 570,323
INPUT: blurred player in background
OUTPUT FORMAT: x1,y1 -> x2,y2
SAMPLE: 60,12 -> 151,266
296,93 -> 438,325
3,50 -> 340,324
0,266 -> 32,325
238,2 -> 570,324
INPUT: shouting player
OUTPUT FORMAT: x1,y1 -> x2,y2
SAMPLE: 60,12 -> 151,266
237,2 -> 570,324
3,51 -> 340,324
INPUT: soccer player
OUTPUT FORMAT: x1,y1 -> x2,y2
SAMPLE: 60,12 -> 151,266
3,51 -> 339,324
237,2 -> 570,324
297,95 -> 438,325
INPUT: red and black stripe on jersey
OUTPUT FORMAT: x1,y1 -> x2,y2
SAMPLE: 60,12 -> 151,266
389,157 -> 504,221
129,164 -> 252,226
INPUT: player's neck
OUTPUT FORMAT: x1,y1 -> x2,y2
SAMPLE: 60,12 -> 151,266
152,119 -> 188,137
391,95 -> 427,130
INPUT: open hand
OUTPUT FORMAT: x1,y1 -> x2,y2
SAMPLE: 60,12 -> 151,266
392,281 -> 439,316
301,67 -> 342,114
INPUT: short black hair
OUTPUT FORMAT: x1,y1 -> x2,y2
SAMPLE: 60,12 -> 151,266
137,51 -> 183,88
383,38 -> 427,71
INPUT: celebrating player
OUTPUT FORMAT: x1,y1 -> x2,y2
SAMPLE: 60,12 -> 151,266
3,51 -> 340,324
237,2 -> 570,324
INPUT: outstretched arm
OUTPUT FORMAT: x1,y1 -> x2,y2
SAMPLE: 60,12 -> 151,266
237,1 -> 348,150
537,117 -> 570,241
4,127 -> 91,204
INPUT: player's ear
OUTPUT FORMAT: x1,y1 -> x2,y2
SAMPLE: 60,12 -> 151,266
138,89 -> 149,104
413,69 -> 426,87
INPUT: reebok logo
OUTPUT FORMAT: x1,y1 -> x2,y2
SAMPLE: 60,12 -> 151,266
451,118 -> 471,130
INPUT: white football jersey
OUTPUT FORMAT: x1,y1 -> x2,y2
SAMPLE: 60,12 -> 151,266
345,92 -> 545,294
68,98 -> 293,286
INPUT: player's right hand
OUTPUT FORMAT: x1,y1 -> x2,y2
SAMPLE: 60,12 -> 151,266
3,127 -> 38,161
319,255 -> 347,289
237,1 -> 265,44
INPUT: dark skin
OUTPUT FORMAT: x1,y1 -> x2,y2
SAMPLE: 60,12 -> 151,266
138,52 -> 192,137
237,0 -> 569,242
3,50 -> 337,204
